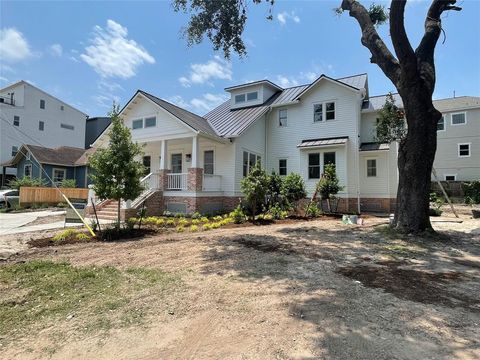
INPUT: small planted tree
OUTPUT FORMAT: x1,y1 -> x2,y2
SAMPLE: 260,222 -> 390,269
88,104 -> 145,229
316,164 -> 343,213
281,173 -> 307,213
240,163 -> 269,221
375,93 -> 406,143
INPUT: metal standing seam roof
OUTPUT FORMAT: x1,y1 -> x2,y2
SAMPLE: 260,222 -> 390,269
360,143 -> 390,151
297,136 -> 349,148
138,91 -> 221,138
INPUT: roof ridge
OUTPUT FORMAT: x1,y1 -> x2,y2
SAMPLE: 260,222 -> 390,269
336,72 -> 368,80
139,90 -> 208,120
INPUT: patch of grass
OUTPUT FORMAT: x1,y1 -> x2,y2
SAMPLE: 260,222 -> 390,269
0,260 -> 180,342
384,243 -> 420,256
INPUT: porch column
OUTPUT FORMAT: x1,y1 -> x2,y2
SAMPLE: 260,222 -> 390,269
188,136 -> 203,192
158,140 -> 170,190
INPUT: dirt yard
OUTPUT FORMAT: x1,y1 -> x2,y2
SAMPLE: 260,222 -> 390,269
1,207 -> 479,359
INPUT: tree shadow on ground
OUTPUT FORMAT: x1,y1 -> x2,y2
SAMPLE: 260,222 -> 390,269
200,224 -> 480,359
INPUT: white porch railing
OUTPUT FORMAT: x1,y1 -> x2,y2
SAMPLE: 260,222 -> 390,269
203,174 -> 222,191
167,173 -> 188,190
141,172 -> 160,190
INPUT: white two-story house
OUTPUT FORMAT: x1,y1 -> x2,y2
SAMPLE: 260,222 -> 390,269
0,81 -> 88,185
92,73 -> 479,217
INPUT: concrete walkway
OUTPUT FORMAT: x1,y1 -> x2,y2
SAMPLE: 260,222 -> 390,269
0,210 -> 69,236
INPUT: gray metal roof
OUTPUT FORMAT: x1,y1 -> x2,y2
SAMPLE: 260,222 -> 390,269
139,91 -> 221,138
297,136 -> 349,148
362,94 -> 480,112
337,73 -> 368,90
360,143 -> 390,151
270,85 -> 308,106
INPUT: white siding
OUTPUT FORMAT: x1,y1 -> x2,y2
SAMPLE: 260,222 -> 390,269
360,112 -> 378,143
0,82 -> 87,176
359,151 -> 391,198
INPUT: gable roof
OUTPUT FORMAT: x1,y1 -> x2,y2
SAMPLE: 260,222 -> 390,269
224,79 -> 283,92
3,144 -> 89,167
292,73 -> 367,101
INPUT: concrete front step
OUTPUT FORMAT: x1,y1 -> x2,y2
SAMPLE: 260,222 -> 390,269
95,210 -> 118,216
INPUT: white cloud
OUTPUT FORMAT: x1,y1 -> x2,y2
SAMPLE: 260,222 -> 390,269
276,75 -> 298,88
179,56 -> 232,87
0,76 -> 8,83
275,63 -> 334,88
168,93 -> 228,114
98,79 -> 124,92
277,11 -> 300,25
0,28 -> 32,62
80,19 -> 155,79
94,93 -> 120,109
49,44 -> 63,57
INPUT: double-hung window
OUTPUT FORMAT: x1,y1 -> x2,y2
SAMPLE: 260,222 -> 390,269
323,152 -> 336,167
242,151 -> 261,177
204,150 -> 214,175
313,104 -> 323,122
367,159 -> 377,177
279,159 -> 287,176
39,121 -> 45,131
132,119 -> 143,130
313,101 -> 336,122
235,94 -> 246,104
308,154 -> 320,179
325,102 -> 335,120
279,109 -> 287,127
247,92 -> 258,101
11,146 -> 18,157
437,116 -> 445,131
13,115 -> 20,126
144,117 -> 156,128
40,99 -> 45,109
53,168 -> 66,184
24,164 -> 32,177
451,112 -> 466,125
458,143 -> 470,157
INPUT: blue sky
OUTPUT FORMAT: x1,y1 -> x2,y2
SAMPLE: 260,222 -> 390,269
1,0 -> 479,116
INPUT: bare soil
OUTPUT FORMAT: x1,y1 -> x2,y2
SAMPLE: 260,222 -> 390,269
1,206 -> 479,359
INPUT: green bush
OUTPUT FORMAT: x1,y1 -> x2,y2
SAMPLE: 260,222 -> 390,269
59,179 -> 77,188
52,229 -> 80,242
230,205 -> 246,224
316,164 -> 343,212
305,202 -> 322,218
8,176 -> 47,190
240,164 -> 270,219
281,173 -> 307,211
463,181 -> 480,204
268,204 -> 288,220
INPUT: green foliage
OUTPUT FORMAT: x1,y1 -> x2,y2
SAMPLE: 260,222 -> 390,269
463,181 -> 480,204
230,205 -> 247,224
267,204 -> 288,220
240,164 -> 270,219
8,176 -> 46,190
316,164 -> 342,200
266,171 -> 285,209
375,93 -> 406,143
190,224 -> 199,232
191,211 -> 201,219
59,179 -> 77,188
305,202 -> 322,218
368,3 -> 388,26
52,229 -> 80,242
88,104 -> 145,228
281,173 -> 307,211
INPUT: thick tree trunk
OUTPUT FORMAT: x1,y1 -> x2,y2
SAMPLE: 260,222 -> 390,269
393,89 -> 441,233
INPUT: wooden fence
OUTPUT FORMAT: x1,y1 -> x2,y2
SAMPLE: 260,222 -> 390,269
19,187 -> 89,205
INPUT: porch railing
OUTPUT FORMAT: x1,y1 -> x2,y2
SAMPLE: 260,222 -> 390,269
167,173 -> 188,190
203,174 -> 222,191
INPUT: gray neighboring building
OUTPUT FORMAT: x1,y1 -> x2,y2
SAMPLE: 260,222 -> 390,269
85,117 -> 111,148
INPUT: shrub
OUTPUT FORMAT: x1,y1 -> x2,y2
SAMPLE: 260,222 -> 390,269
59,179 -> 77,188
8,176 -> 47,190
56,202 -> 67,208
266,171 -> 285,209
268,204 -> 288,220
211,222 -> 221,229
281,173 -> 307,211
52,229 -> 79,242
176,225 -> 185,233
166,219 -> 175,226
156,218 -> 165,227
177,218 -> 189,227
190,225 -> 199,232
125,217 -> 137,230
202,223 -> 212,231
174,213 -> 184,219
240,164 -> 270,219
200,217 -> 210,223
463,181 -> 480,204
191,211 -> 202,219
230,205 -> 246,224
316,164 -> 343,212
191,219 -> 200,225
75,233 -> 90,241
305,202 -> 322,218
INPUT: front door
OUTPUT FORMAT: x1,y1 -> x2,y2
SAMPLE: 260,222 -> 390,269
171,153 -> 182,173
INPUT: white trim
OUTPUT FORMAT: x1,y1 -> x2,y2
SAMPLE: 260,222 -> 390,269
437,115 -> 446,132
458,142 -> 471,158
366,157 -> 378,177
24,164 -> 32,178
444,174 -> 457,181
278,108 -> 288,127
295,75 -> 360,101
313,100 -> 337,123
52,168 -> 67,184
450,112 -> 467,126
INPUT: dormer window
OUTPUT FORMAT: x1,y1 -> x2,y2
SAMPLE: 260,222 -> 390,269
247,91 -> 258,101
235,94 -> 246,103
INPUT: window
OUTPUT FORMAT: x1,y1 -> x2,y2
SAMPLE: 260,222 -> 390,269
367,159 -> 377,177
60,105 -> 64,111
235,94 -> 246,104
53,168 -> 66,184
132,119 -> 143,129
279,109 -> 287,127
40,99 -> 45,109
24,164 -> 32,177
323,152 -> 336,167
171,153 -> 182,173
144,117 -> 156,128
437,116 -> 445,131
143,156 -> 151,176
458,143 -> 470,157
279,159 -> 287,176
313,104 -> 323,122
13,115 -> 19,126
451,112 -> 466,125
247,92 -> 258,101
11,146 -> 18,157
39,121 -> 44,131
325,102 -> 335,120
308,153 -> 320,179
242,151 -> 261,176
60,123 -> 74,130
204,150 -> 214,175
445,175 -> 456,181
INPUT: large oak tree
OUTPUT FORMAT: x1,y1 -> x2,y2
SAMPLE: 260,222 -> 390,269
173,0 -> 462,234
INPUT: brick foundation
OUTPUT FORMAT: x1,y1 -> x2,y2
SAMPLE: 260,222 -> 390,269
187,168 -> 203,192
162,195 -> 242,215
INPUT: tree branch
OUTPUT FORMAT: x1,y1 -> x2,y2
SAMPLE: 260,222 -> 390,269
415,0 -> 462,91
390,0 -> 417,78
341,0 -> 401,86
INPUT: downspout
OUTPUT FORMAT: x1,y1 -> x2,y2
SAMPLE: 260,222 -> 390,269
357,90 -> 367,214
265,108 -> 272,171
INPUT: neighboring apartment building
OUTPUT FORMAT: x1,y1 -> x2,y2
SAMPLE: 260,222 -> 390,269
85,117 -> 111,148
91,73 -> 479,217
0,81 -> 88,185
